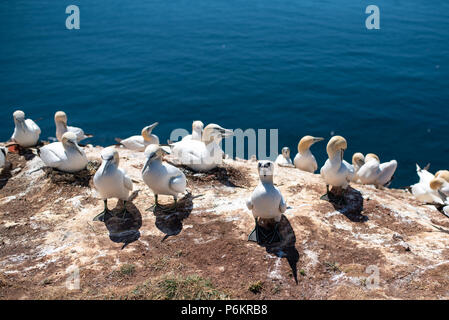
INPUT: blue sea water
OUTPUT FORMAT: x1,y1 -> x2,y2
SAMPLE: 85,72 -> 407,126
0,0 -> 448,187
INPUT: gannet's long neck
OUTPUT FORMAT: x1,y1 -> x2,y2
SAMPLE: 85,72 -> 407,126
14,119 -> 27,132
300,149 -> 312,157
260,174 -> 274,184
192,128 -> 202,141
56,120 -> 68,131
329,150 -> 343,168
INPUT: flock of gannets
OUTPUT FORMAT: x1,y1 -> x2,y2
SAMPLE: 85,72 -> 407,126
2,109 -> 449,245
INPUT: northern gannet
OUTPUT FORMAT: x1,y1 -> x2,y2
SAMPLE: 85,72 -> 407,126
0,147 -> 7,170
411,164 -> 444,204
115,122 -> 159,152
350,152 -> 365,183
142,144 -> 187,209
182,121 -> 204,142
38,132 -> 88,173
275,147 -> 293,167
171,123 -> 233,172
247,160 -> 286,244
55,111 -> 92,143
93,147 -> 133,221
293,136 -> 324,173
11,110 -> 41,148
357,153 -> 397,188
435,170 -> 449,182
320,136 -> 354,200
430,178 -> 449,201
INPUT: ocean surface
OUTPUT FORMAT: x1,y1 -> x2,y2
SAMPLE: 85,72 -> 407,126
1,0 -> 448,187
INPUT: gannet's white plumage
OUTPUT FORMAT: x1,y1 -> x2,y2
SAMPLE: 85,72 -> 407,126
115,122 -> 159,152
357,153 -> 397,188
94,147 -> 133,202
320,136 -> 354,189
411,164 -> 445,204
246,161 -> 286,222
0,147 -> 7,169
38,132 -> 88,173
171,123 -> 233,172
350,153 -> 365,183
294,136 -> 324,173
181,121 -> 204,142
275,147 -> 293,167
55,111 -> 92,143
11,110 -> 41,147
142,144 -> 187,202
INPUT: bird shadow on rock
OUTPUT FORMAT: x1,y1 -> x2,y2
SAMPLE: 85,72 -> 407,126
103,198 -> 142,250
327,186 -> 368,223
254,215 -> 300,284
153,194 -> 194,241
42,161 -> 100,187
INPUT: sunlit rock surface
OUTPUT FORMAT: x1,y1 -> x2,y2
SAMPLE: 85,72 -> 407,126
1,145 -> 449,300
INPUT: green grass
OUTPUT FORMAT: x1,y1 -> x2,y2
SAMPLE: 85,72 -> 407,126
124,274 -> 229,300
248,281 -> 264,294
119,264 -> 136,276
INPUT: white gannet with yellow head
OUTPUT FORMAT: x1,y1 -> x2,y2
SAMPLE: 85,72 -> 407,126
142,144 -> 187,209
182,121 -> 204,142
350,152 -> 365,183
435,170 -> 449,182
93,147 -> 133,221
11,110 -> 41,148
431,172 -> 449,216
0,146 -> 7,170
411,164 -> 444,204
320,136 -> 354,199
275,147 -> 293,167
430,177 -> 449,202
55,111 -> 93,143
171,123 -> 233,172
38,132 -> 88,173
247,160 -> 286,244
357,153 -> 397,188
294,136 -> 324,173
115,122 -> 159,152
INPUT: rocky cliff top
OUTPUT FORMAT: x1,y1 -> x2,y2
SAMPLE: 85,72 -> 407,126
1,145 -> 449,300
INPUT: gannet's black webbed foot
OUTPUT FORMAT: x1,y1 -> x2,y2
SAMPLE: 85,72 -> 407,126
269,222 -> 282,244
147,194 -> 161,211
320,185 -> 331,201
120,200 -> 130,219
93,200 -> 112,222
248,218 -> 282,245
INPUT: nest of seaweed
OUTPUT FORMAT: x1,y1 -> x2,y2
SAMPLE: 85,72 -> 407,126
175,164 -> 252,189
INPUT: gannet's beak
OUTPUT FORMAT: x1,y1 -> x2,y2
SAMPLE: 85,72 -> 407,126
69,140 -> 84,156
160,146 -> 171,155
103,156 -> 114,170
143,153 -> 155,172
219,128 -> 233,138
147,122 -> 159,132
313,137 -> 324,143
